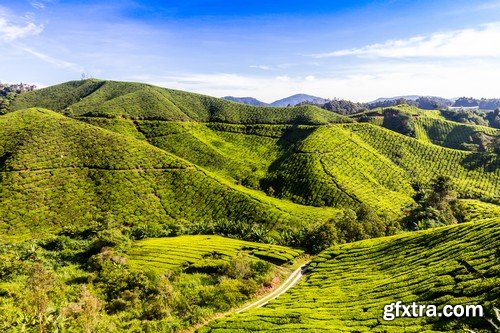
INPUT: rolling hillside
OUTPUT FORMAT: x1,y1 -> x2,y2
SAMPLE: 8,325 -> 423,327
0,80 -> 498,333
352,105 -> 500,152
202,217 -> 500,332
127,235 -> 303,272
0,108 -> 343,241
10,80 -> 348,125
4,81 -> 499,228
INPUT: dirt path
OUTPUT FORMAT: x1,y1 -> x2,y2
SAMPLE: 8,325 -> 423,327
236,263 -> 309,313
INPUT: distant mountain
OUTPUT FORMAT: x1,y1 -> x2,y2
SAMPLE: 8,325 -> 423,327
223,94 -> 329,107
270,94 -> 328,107
223,96 -> 268,106
370,95 -> 422,103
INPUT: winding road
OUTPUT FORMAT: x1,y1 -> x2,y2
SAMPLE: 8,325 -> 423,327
236,263 -> 309,313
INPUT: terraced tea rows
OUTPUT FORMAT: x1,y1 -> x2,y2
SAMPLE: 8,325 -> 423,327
346,123 -> 499,202
127,235 -> 304,272
413,116 -> 498,150
203,218 -> 500,332
0,108 -> 343,240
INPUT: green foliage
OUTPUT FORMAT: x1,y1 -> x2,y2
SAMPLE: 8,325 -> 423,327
441,108 -> 490,126
0,232 -> 300,332
204,218 -> 500,332
404,176 -> 466,230
382,108 -> 416,137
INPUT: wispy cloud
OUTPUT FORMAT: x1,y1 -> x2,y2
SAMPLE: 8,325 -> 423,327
249,64 -> 272,70
30,2 -> 46,10
30,0 -> 54,10
15,44 -> 83,72
0,17 -> 43,42
128,54 -> 500,102
312,22 -> 500,59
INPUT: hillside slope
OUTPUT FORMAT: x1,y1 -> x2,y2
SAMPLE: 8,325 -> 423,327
352,105 -> 499,152
7,81 -> 499,219
10,80 -> 349,125
0,108 -> 343,240
202,217 -> 500,332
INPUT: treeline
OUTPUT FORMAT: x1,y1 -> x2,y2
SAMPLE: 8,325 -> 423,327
453,97 -> 500,109
366,97 -> 452,110
304,97 -> 451,116
0,82 -> 36,114
308,97 -> 500,124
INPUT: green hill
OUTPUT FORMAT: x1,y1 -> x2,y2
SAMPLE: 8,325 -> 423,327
0,108 -> 343,241
4,81 -> 499,228
352,105 -> 499,152
202,217 -> 500,332
0,80 -> 499,333
127,235 -> 304,272
10,79 -> 350,125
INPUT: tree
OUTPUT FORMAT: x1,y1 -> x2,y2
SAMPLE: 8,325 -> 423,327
302,219 -> 339,254
382,108 -> 416,137
21,263 -> 56,333
63,285 -> 102,333
403,176 -> 464,230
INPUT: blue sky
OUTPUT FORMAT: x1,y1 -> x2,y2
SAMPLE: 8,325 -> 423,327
1,0 -> 499,102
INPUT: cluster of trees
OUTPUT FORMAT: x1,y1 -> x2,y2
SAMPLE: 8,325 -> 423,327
0,82 -> 36,114
453,97 -> 500,109
0,222 -> 276,332
441,108 -> 489,126
486,109 -> 500,128
320,99 -> 367,115
278,204 -> 398,254
382,108 -> 416,137
403,176 -> 466,230
312,96 -> 463,116
365,97 -> 452,110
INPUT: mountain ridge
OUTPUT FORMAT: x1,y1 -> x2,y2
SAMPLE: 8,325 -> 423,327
223,93 -> 328,107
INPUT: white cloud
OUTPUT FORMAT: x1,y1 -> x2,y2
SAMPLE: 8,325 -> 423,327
312,22 -> 500,59
130,56 -> 500,102
0,17 -> 44,42
30,2 -> 46,10
249,65 -> 272,70
30,0 -> 54,10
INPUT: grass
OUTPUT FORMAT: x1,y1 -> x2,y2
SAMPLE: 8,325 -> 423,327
127,235 -> 304,272
202,217 -> 500,332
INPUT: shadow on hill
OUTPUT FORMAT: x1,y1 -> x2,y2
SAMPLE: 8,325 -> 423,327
461,152 -> 499,172
0,152 -> 12,171
441,126 -> 476,149
260,125 -> 315,197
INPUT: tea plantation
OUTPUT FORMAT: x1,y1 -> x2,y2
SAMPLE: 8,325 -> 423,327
1,80 -> 498,332
127,235 -> 303,272
0,108 -> 342,241
202,218 -> 500,332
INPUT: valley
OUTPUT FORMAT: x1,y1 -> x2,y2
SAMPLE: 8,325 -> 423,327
0,79 -> 498,332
